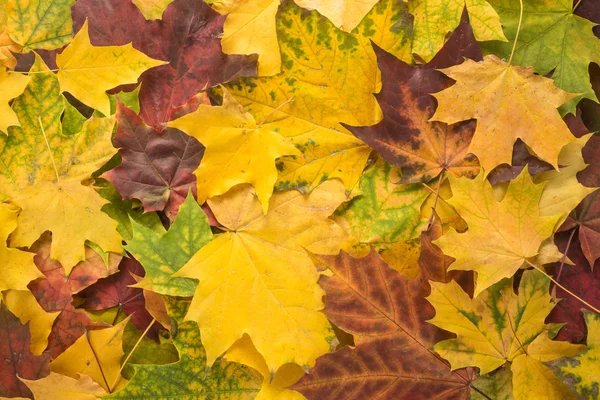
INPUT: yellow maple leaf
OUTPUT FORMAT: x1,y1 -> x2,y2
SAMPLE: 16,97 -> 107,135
294,0 -> 379,31
226,335 -> 306,400
168,88 -> 301,213
56,20 -> 165,116
2,290 -> 60,355
0,203 -> 43,292
11,181 -> 123,272
20,373 -> 106,400
0,30 -> 22,69
210,0 -> 280,76
174,180 -> 353,373
431,55 -> 577,173
434,169 -> 560,296
131,0 -> 174,19
427,270 -> 584,400
50,318 -> 129,393
0,66 -> 29,134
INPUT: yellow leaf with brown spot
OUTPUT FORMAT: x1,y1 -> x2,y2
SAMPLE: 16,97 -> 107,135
431,55 -> 577,173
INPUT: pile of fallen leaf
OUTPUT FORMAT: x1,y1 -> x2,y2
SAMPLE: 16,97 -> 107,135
1,0 -> 599,398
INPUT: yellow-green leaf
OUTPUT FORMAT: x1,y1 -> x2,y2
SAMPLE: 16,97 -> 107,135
434,169 -> 560,296
56,20 -> 165,116
294,0 -> 378,31
132,0 -> 174,19
6,0 -> 75,50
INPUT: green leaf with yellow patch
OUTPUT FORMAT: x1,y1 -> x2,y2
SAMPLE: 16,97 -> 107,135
227,0 -> 411,194
333,156 -> 429,253
126,192 -> 213,297
553,310 -> 600,399
434,169 -> 561,296
427,269 -> 585,400
106,297 -> 262,400
6,0 -> 75,50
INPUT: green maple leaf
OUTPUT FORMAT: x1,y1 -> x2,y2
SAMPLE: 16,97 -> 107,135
106,297 -> 262,400
125,192 -> 213,296
482,0 -> 600,115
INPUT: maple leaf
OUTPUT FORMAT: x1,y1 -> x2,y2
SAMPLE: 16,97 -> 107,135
79,257 -> 158,339
0,30 -> 22,68
2,290 -> 60,355
28,233 -> 121,358
0,67 -> 29,133
56,20 -> 165,117
561,191 -> 600,268
0,203 -> 43,291
431,55 -> 577,173
225,334 -> 306,400
1,56 -> 122,269
348,13 -> 481,184
5,0 -> 74,51
174,180 -> 353,373
72,0 -> 258,129
226,0 -> 412,193
580,133 -> 600,187
434,169 -> 560,296
20,372 -> 107,400
427,269 -> 585,399
103,102 -> 203,220
469,366 -> 513,400
50,318 -> 128,393
537,134 -> 598,219
294,0 -> 378,31
333,156 -> 429,251
126,192 -> 213,296
0,303 -> 51,399
168,88 -> 301,212
132,0 -> 174,19
553,310 -> 600,399
407,0 -> 506,62
483,0 -> 600,114
209,0 -> 281,76
293,250 -> 475,399
546,231 -> 600,343
106,297 -> 262,399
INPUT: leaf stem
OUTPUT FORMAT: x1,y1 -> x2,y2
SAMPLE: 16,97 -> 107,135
110,318 -> 156,392
256,97 -> 295,127
426,171 -> 445,228
85,330 -> 112,393
573,0 -> 583,12
555,228 -> 576,284
470,384 -> 493,400
38,117 -> 61,183
525,260 -> 600,313
508,0 -> 524,65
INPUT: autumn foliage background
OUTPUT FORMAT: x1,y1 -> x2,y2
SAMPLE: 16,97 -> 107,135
1,0 -> 599,398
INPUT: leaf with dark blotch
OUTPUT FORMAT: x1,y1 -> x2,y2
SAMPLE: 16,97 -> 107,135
27,234 -> 118,358
292,250 -> 475,399
546,229 -> 600,343
79,257 -> 158,340
71,0 -> 257,130
103,102 -> 204,220
418,213 -> 474,295
0,303 -> 51,398
347,13 -> 481,184
560,191 -> 600,268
